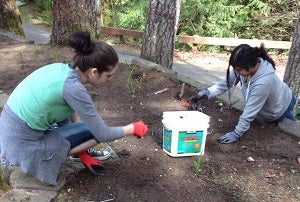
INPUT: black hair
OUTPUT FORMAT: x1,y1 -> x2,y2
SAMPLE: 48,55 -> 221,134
226,43 -> 275,89
68,31 -> 119,73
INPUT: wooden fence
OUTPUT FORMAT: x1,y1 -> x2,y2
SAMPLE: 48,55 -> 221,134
100,26 -> 292,49
101,26 -> 144,38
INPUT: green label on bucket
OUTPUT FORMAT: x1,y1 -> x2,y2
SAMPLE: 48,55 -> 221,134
178,131 -> 203,154
163,127 -> 172,152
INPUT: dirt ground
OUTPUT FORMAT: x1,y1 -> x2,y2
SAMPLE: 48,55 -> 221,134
0,36 -> 299,202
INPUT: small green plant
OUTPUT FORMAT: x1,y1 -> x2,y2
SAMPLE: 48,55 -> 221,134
215,98 -> 225,107
104,38 -> 122,45
0,169 -> 11,192
215,98 -> 223,104
125,61 -> 137,96
193,155 -> 203,174
220,176 -> 232,185
296,104 -> 300,120
20,49 -> 24,60
54,50 -> 60,61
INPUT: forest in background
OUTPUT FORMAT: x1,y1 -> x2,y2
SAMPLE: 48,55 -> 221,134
21,0 -> 299,43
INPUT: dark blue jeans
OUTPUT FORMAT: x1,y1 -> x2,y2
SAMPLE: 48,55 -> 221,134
271,93 -> 297,123
52,121 -> 94,148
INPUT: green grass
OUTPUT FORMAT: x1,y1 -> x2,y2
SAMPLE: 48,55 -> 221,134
18,3 -> 52,27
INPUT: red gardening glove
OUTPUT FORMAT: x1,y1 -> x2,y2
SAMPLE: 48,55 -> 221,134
79,151 -> 104,174
132,121 -> 148,137
182,102 -> 190,108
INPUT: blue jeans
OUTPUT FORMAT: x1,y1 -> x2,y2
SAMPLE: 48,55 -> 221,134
271,94 -> 297,123
51,121 -> 94,148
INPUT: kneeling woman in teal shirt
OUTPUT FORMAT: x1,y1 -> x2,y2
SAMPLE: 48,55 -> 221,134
0,31 -> 148,185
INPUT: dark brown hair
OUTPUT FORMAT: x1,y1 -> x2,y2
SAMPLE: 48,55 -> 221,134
226,43 -> 275,88
68,31 -> 119,73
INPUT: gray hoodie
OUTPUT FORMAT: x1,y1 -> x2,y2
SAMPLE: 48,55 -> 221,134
207,58 -> 292,135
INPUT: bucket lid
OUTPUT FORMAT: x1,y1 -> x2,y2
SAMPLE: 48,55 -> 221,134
162,111 -> 210,130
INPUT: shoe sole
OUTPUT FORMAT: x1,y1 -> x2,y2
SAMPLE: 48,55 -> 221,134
69,150 -> 111,162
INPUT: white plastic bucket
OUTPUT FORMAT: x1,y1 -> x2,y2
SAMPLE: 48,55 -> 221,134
162,111 -> 210,157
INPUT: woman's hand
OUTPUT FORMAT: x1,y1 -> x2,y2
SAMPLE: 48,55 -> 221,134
188,89 -> 209,111
132,121 -> 149,137
217,131 -> 242,144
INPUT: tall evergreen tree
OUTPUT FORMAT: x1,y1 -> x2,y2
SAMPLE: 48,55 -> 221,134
0,0 -> 25,36
141,0 -> 181,68
51,0 -> 101,44
284,14 -> 300,111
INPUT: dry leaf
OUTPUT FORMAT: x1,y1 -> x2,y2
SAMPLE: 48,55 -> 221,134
265,169 -> 284,178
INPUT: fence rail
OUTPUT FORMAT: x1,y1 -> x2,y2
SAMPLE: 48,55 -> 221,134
177,35 -> 292,49
101,26 -> 144,38
100,26 -> 292,49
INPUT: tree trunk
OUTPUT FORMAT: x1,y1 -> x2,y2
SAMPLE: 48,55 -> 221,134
0,0 -> 25,36
141,0 -> 181,69
283,14 -> 300,113
51,0 -> 101,45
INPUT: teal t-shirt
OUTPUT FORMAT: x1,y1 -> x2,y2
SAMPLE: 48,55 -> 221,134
7,63 -> 75,130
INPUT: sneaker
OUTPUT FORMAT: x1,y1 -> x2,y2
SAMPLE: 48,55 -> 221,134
70,147 -> 111,161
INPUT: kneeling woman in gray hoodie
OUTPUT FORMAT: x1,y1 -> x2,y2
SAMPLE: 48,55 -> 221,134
189,43 -> 296,144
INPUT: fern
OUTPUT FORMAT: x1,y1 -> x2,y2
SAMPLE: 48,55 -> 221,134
102,0 -> 147,30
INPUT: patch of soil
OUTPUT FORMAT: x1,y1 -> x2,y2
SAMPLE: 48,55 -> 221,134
0,39 -> 299,202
